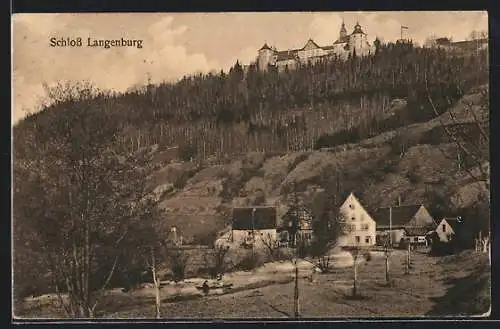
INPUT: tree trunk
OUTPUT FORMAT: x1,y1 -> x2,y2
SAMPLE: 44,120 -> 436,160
352,255 -> 358,296
385,252 -> 391,285
293,259 -> 299,318
151,248 -> 161,319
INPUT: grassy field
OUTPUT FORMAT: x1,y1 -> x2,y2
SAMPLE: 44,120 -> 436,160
18,249 -> 490,319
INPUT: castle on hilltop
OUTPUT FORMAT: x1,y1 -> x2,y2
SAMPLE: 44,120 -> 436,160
256,21 -> 376,72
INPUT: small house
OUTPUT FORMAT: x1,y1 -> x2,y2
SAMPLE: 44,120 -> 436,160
373,204 -> 436,246
279,206 -> 314,247
436,217 -> 465,243
337,192 -> 377,247
231,206 -> 277,249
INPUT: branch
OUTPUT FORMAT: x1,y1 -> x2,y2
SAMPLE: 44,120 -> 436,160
456,85 -> 489,143
89,255 -> 119,315
424,74 -> 486,184
88,228 -> 129,315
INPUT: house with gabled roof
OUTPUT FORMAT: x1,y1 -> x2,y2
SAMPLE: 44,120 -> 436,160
372,204 -> 436,246
230,206 -> 277,249
435,217 -> 465,243
278,206 -> 314,247
373,204 -> 436,231
337,192 -> 377,247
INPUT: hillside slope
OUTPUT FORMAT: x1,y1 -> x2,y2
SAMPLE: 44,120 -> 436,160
143,85 -> 489,242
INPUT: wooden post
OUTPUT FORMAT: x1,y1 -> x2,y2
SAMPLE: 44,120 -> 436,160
294,258 -> 300,318
405,242 -> 410,275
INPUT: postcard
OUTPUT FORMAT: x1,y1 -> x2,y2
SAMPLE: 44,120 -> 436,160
12,11 -> 490,320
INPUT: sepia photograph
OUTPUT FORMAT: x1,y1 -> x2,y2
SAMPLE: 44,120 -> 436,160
12,11 -> 490,320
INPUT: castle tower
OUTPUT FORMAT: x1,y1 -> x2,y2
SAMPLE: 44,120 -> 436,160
339,20 -> 347,40
349,21 -> 369,57
258,43 -> 275,71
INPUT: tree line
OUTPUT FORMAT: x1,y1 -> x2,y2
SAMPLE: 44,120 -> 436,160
15,41 -> 488,160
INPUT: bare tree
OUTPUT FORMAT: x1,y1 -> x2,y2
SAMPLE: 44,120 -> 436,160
209,245 -> 231,279
13,81 -> 157,318
310,208 -> 351,273
425,76 -> 490,248
425,77 -> 489,190
349,247 -> 371,298
261,233 -> 283,261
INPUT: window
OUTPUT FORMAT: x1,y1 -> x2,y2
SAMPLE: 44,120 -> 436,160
355,236 -> 360,243
349,204 -> 354,209
365,236 -> 371,244
351,216 -> 356,221
361,224 -> 369,231
442,224 -> 446,232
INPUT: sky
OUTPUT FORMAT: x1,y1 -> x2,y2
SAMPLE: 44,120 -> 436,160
12,11 -> 488,124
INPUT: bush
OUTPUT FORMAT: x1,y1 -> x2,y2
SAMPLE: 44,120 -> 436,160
178,143 -> 197,162
406,170 -> 420,184
313,129 -> 360,149
209,245 -> 231,278
316,255 -> 332,273
234,252 -> 263,271
169,250 -> 189,282
193,230 -> 218,247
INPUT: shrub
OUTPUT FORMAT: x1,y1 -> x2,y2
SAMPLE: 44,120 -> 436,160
316,255 -> 332,273
169,250 -> 189,282
193,230 -> 218,247
406,170 -> 420,184
209,245 -> 231,278
234,252 -> 263,271
178,143 -> 197,162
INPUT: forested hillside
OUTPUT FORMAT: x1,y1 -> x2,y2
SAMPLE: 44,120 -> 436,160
14,41 -> 487,160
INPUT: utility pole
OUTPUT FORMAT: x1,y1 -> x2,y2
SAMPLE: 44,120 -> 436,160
294,257 -> 299,319
292,181 -> 300,319
385,206 -> 392,285
405,241 -> 411,275
251,208 -> 256,258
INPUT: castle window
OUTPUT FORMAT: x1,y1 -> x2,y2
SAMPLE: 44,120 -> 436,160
351,216 -> 355,221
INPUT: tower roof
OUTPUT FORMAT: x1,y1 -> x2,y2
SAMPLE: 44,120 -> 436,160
352,21 -> 366,35
259,43 -> 273,51
340,21 -> 347,32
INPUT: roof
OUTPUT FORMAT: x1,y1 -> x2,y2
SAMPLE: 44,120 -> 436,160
232,206 -> 277,230
333,35 -> 350,44
451,39 -> 488,50
441,217 -> 465,232
301,39 -> 321,50
435,37 -> 452,45
373,204 -> 424,228
276,50 -> 298,61
351,22 -> 366,35
322,45 -> 335,50
259,43 -> 273,51
405,226 -> 432,236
